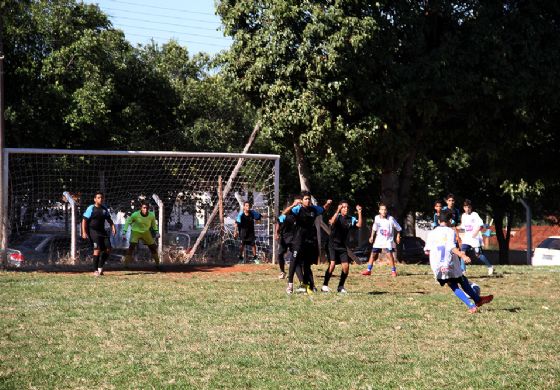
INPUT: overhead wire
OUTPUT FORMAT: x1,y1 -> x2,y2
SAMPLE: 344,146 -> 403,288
104,0 -> 216,16
85,0 -> 232,51
102,6 -> 222,27
116,23 -> 230,41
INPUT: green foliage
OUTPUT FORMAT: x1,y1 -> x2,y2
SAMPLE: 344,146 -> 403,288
2,0 -> 255,152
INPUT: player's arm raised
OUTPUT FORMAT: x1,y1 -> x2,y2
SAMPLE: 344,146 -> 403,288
282,199 -> 301,215
356,205 -> 363,228
329,204 -> 342,226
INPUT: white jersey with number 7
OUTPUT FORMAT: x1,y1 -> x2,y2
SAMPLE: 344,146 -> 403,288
425,226 -> 462,280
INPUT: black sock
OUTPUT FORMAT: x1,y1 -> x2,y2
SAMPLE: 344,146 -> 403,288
99,252 -> 108,268
288,256 -> 297,283
93,255 -> 100,270
295,266 -> 303,284
339,269 -> 349,288
323,268 -> 333,286
278,256 -> 285,273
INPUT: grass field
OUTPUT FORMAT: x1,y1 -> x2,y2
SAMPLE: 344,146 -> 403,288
1,264 -> 559,389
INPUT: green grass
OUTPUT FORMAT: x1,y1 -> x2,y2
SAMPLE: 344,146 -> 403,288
1,264 -> 559,389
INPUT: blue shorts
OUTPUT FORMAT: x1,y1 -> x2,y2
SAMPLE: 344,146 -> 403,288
372,247 -> 394,254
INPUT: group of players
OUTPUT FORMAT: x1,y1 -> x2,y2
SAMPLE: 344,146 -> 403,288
273,191 -> 494,313
81,189 -> 494,313
274,191 -> 402,295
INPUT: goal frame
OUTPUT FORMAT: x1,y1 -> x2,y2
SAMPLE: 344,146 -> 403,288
1,148 -> 280,264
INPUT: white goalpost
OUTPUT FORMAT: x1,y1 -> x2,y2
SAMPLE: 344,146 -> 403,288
2,148 -> 280,266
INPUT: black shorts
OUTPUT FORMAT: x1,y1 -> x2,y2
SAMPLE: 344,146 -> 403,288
328,246 -> 349,264
89,230 -> 111,251
279,241 -> 293,254
241,239 -> 256,246
293,244 -> 319,265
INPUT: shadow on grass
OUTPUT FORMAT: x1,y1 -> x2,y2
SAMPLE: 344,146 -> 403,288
367,291 -> 389,295
487,307 -> 522,313
364,290 -> 427,295
6,263 -> 244,275
469,274 -> 505,280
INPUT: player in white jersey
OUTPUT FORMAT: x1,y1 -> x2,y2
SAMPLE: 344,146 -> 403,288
361,203 -> 401,277
425,209 -> 494,313
460,199 -> 494,275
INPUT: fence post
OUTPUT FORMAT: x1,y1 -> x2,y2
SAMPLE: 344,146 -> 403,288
272,158 -> 280,265
152,194 -> 164,257
63,192 -> 77,261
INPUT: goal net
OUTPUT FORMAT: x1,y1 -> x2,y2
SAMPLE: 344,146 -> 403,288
3,149 -> 279,266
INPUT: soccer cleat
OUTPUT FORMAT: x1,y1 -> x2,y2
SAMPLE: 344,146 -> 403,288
305,284 -> 314,295
361,269 -> 371,276
321,285 -> 330,293
278,272 -> 286,279
487,267 -> 494,276
93,270 -> 100,277
337,287 -> 347,294
468,306 -> 478,314
296,285 -> 307,293
286,286 -> 293,294
391,270 -> 397,277
476,294 -> 494,308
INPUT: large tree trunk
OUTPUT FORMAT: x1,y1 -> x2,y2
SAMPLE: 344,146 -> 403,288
397,149 -> 417,220
494,207 -> 512,265
293,141 -> 312,191
380,148 -> 418,263
380,149 -> 417,221
380,169 -> 400,214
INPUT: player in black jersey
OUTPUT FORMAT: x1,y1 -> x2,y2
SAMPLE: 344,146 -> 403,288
275,195 -> 303,281
283,191 -> 331,294
81,192 -> 116,276
234,201 -> 262,262
322,201 -> 362,293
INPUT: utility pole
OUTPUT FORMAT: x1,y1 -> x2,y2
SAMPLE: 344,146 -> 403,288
0,23 -> 7,269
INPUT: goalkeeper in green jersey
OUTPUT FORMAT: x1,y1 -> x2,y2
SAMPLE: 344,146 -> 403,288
122,201 -> 160,269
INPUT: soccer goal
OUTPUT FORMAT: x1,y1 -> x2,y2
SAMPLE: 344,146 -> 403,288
1,148 -> 280,266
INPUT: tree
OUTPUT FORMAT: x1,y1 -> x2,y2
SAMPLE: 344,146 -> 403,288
217,1 -> 477,219
2,0 -> 257,153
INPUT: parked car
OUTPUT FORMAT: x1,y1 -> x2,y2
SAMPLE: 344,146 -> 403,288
6,248 -> 25,268
13,233 -> 89,263
397,236 -> 429,263
351,243 -> 372,264
532,236 -> 560,266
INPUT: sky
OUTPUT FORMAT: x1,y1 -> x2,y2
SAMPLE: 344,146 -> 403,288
83,0 -> 232,56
